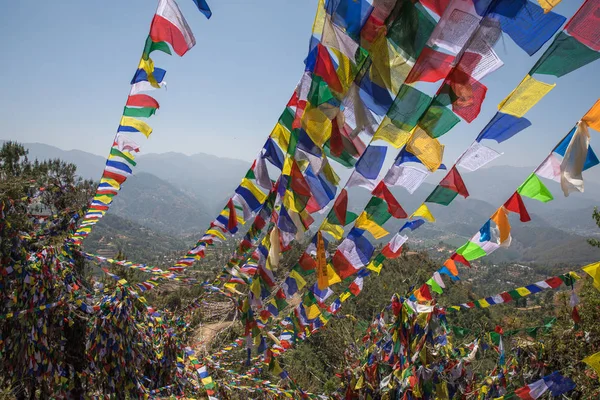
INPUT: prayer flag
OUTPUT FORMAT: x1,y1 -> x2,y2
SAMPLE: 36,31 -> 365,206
565,0 -> 600,51
583,351 -> 600,376
477,112 -> 532,143
498,75 -> 555,118
119,116 -> 153,138
504,192 -> 531,222
530,32 -> 600,78
517,173 -> 554,202
406,128 -> 445,171
411,203 -> 435,222
372,181 -> 407,218
440,166 -> 469,198
316,231 -> 328,290
582,262 -> 600,290
150,0 -> 196,56
191,0 -> 212,18
583,99 -> 600,132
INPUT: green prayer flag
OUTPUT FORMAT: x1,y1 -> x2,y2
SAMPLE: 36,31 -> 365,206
388,85 -> 432,131
530,32 -> 600,78
287,129 -> 299,155
308,75 -> 334,106
142,36 -> 172,59
517,173 -> 554,203
364,197 -> 392,226
419,101 -> 461,138
387,1 -> 436,61
425,185 -> 458,206
426,278 -> 443,294
122,106 -> 156,118
324,142 -> 357,168
507,289 -> 521,300
279,108 -> 295,132
456,241 -> 487,261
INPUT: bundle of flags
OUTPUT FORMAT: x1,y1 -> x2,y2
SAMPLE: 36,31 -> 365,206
494,372 -> 575,399
71,0 -> 209,245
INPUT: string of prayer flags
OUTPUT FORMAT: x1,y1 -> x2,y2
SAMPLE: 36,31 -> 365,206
72,0 -> 205,245
446,271 -> 580,311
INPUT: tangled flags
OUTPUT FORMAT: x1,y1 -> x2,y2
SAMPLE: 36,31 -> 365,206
71,0 -> 209,244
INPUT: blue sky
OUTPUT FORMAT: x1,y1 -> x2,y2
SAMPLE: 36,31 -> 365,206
1,0 -> 599,171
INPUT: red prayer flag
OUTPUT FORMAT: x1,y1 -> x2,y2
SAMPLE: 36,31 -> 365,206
126,94 -> 159,109
290,160 -> 312,197
419,0 -> 451,15
332,250 -> 358,280
314,43 -> 344,93
406,47 -> 455,84
299,251 -> 317,272
416,284 -> 433,301
545,276 -> 564,289
500,292 -> 512,303
572,306 -> 582,324
451,252 -> 471,267
330,118 -> 344,157
227,198 -> 237,233
439,166 -> 469,198
372,181 -> 408,218
381,243 -> 403,258
504,192 -> 531,222
332,189 -> 349,225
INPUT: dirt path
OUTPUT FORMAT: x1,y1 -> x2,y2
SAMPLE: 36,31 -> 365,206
192,321 -> 235,354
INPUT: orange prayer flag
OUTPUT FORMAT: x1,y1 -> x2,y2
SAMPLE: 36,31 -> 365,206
582,99 -> 600,132
491,206 -> 511,244
316,231 -> 328,290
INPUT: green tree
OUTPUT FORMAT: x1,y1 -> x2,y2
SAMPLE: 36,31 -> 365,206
588,207 -> 600,248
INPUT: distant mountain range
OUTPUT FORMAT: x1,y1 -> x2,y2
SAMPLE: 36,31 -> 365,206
7,140 -> 600,265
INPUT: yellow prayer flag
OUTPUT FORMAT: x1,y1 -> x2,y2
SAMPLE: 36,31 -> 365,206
370,34 -> 412,94
301,106 -> 332,147
582,99 -> 600,132
290,269 -> 307,291
367,260 -> 382,274
583,351 -> 600,375
327,263 -> 341,286
411,204 -> 435,223
206,228 -> 226,241
340,291 -> 352,302
583,261 -> 600,290
240,178 -> 268,205
355,212 -> 390,239
537,0 -> 561,13
373,116 -> 412,148
498,75 -> 556,118
93,195 -> 113,204
270,123 -> 290,151
311,0 -> 326,35
331,47 -> 354,92
321,219 -> 345,240
250,278 -> 261,299
515,287 -> 531,297
137,57 -> 159,88
322,158 -> 340,186
120,116 -> 153,138
304,303 -> 321,320
100,177 -> 121,190
406,128 -> 444,172
479,299 -> 490,308
354,375 -> 364,390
